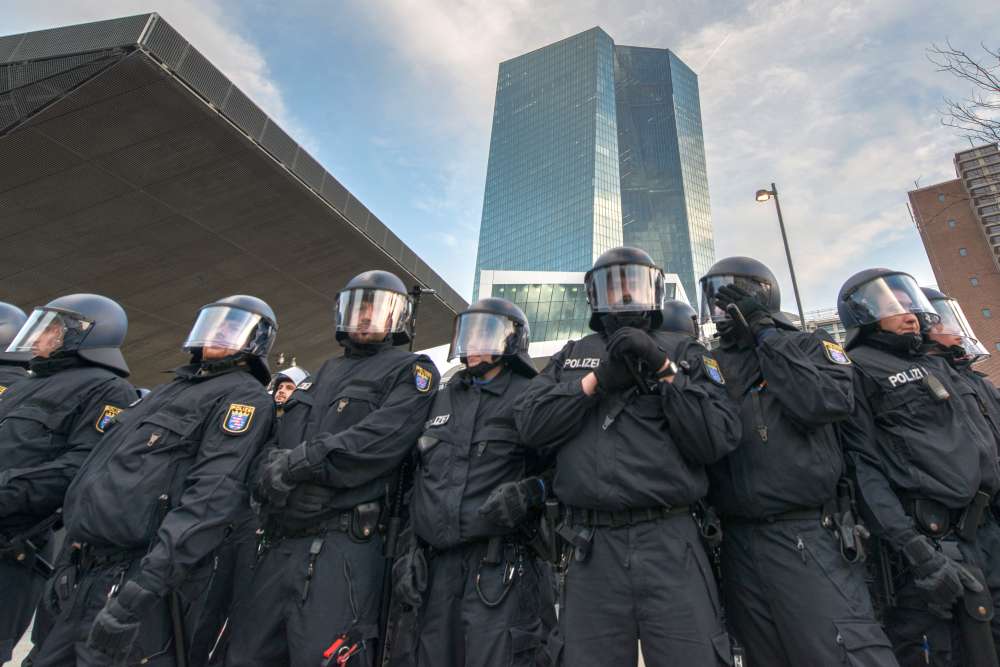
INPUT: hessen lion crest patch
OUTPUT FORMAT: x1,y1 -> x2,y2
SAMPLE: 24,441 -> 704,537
703,356 -> 726,385
95,405 -> 123,433
414,365 -> 434,393
822,340 -> 852,365
223,403 -> 256,434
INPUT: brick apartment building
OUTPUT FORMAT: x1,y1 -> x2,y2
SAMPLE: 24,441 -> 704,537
909,143 -> 1000,384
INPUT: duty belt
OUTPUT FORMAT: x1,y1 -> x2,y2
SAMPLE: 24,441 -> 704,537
724,507 -> 826,525
73,543 -> 148,572
563,505 -> 689,528
267,509 -> 354,540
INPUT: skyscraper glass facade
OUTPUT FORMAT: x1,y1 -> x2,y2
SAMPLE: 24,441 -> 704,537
474,28 -> 713,305
614,46 -> 714,302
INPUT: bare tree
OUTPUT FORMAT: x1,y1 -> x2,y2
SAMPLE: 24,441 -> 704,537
928,40 -> 1000,145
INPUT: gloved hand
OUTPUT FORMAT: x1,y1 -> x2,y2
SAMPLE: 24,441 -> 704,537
282,483 -> 337,523
392,542 -> 428,609
478,477 -> 546,528
256,448 -> 298,508
594,349 -> 635,393
903,535 -> 983,617
713,285 -> 775,340
87,580 -> 159,660
606,327 -> 668,375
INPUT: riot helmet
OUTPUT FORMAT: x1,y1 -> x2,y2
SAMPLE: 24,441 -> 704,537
837,269 -> 938,349
921,287 -> 989,360
335,270 -> 412,346
585,247 -> 665,332
448,297 -> 535,378
0,302 -> 28,365
6,294 -> 129,376
660,299 -> 699,338
699,257 -> 784,325
269,365 -> 310,404
184,295 -> 277,384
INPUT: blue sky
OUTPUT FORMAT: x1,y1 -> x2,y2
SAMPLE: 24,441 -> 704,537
7,0 -> 999,312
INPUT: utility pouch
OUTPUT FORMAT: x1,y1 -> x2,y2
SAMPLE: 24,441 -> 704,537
483,536 -> 504,565
957,491 -> 991,543
922,373 -> 951,402
911,498 -> 951,538
350,502 -> 380,542
958,564 -> 999,667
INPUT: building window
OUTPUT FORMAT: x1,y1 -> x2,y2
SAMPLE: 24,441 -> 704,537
947,219 -> 957,229
996,342 -> 1000,352
938,193 -> 946,203
984,308 -> 993,318
971,277 -> 980,286
959,248 -> 968,256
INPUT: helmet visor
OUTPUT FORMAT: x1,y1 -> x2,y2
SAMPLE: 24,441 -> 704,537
183,306 -> 262,353
927,297 -> 990,358
447,312 -> 518,361
843,274 -> 939,328
699,275 -> 773,323
586,264 -> 664,313
6,308 -> 94,358
336,288 -> 411,339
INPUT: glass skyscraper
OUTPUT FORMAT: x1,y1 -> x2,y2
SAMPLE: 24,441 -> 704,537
473,27 -> 714,315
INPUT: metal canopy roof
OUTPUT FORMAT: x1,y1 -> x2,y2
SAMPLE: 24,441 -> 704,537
0,14 -> 466,385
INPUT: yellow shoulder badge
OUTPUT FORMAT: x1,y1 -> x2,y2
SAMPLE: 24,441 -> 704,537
223,403 -> 256,434
822,340 -> 852,365
414,365 -> 434,393
95,405 -> 123,433
703,356 -> 725,385
0,384 -> 7,395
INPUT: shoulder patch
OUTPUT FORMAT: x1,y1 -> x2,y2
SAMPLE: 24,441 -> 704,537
703,356 -> 725,385
95,405 -> 123,433
0,385 -> 7,395
222,403 -> 256,434
414,365 -> 434,393
298,381 -> 312,391
822,340 -> 852,365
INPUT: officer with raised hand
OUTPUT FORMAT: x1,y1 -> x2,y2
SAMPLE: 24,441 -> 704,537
513,247 -> 741,667
395,297 -> 552,666
922,286 -> 1000,655
839,269 -> 998,667
0,294 -> 135,665
0,302 -> 28,393
226,271 -> 438,667
699,257 -> 896,666
25,295 -> 276,666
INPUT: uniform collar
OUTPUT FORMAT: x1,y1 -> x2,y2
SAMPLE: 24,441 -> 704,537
172,360 -> 245,380
456,366 -> 513,395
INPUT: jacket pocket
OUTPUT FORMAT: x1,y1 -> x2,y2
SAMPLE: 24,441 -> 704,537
509,619 -> 543,666
834,620 -> 893,666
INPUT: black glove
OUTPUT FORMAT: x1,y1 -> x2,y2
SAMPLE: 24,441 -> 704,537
606,327 -> 668,375
478,477 -> 546,528
256,448 -> 298,508
594,348 -> 635,393
392,542 -> 428,609
87,580 -> 159,660
713,285 -> 775,340
282,483 -> 337,523
903,535 -> 982,617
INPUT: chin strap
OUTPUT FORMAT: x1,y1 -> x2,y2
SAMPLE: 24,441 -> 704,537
464,358 -> 504,378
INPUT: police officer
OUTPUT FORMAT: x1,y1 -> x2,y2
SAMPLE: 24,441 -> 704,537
838,269 -> 998,667
513,247 -> 741,667
270,365 -> 310,407
659,298 -> 699,339
922,286 -> 1000,654
394,297 -> 552,666
226,270 -> 439,667
27,295 -> 277,666
698,257 -> 896,666
0,294 -> 135,664
0,301 -> 28,392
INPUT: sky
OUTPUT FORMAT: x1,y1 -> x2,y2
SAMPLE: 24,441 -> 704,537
6,0 -> 999,313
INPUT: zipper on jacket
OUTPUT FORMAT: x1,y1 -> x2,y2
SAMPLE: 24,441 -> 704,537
750,384 -> 768,443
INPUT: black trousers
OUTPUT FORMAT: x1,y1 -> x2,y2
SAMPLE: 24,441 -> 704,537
978,514 -> 1000,654
722,518 -> 896,666
559,514 -> 730,667
0,556 -> 46,663
224,530 -> 383,667
414,541 -> 547,667
29,556 -> 214,667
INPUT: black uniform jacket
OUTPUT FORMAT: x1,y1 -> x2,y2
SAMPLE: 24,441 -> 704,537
267,343 -> 439,514
954,361 -> 1000,494
411,368 -> 553,550
842,333 -> 992,549
709,328 -> 854,519
0,358 -> 134,534
513,330 -> 740,511
63,363 -> 273,595
0,364 -> 26,394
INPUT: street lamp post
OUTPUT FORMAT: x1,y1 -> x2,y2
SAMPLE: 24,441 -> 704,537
755,182 -> 806,329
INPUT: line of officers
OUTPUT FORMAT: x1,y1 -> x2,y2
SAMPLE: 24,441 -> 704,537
0,247 -> 998,667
